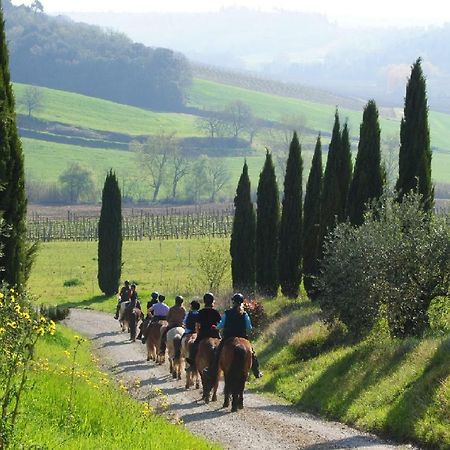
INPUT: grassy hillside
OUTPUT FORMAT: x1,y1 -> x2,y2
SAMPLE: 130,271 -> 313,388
15,83 -> 201,137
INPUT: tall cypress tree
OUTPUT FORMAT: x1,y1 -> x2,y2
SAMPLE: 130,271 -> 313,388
230,161 -> 256,296
98,170 -> 122,296
279,132 -> 303,298
303,135 -> 323,298
256,150 -> 280,297
0,4 -> 28,287
396,58 -> 433,211
347,100 -> 383,226
319,111 -> 352,254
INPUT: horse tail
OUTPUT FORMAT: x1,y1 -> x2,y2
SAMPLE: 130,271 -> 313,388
228,344 -> 247,396
173,335 -> 182,360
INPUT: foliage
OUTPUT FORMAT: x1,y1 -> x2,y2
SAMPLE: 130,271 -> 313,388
4,2 -> 192,110
38,304 -> 70,322
279,132 -> 303,298
317,193 -> 450,338
256,150 -> 280,297
98,171 -> 122,296
59,163 -> 95,204
396,58 -> 434,211
63,278 -> 83,287
0,285 -> 56,448
303,135 -> 323,298
243,298 -> 266,333
196,239 -> 230,293
230,161 -> 256,296
347,100 -> 383,226
0,5 -> 28,289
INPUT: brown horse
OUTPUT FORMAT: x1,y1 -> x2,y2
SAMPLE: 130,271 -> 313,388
219,337 -> 252,412
196,337 -> 220,403
181,333 -> 199,389
146,320 -> 167,364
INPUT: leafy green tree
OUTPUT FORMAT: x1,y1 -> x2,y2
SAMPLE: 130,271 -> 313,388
59,163 -> 95,203
347,100 -> 384,226
98,170 -> 122,296
303,135 -> 323,298
279,132 -> 303,298
230,161 -> 256,295
256,150 -> 280,297
317,192 -> 449,338
396,58 -> 434,211
0,5 -> 29,288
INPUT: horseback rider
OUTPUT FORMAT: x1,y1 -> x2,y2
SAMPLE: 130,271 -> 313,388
206,293 -> 262,380
126,283 -> 142,342
186,292 -> 221,371
114,280 -> 130,319
149,294 -> 170,322
159,295 -> 186,354
138,291 -> 158,341
183,300 -> 201,336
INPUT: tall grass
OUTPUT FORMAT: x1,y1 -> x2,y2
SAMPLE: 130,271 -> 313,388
15,326 -> 218,449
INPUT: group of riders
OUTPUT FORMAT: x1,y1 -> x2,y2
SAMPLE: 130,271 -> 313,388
114,280 -> 263,380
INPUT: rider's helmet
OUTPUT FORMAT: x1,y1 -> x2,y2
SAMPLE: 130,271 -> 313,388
175,295 -> 184,305
203,292 -> 214,306
232,293 -> 244,305
124,280 -> 130,286
158,294 -> 166,302
151,291 -> 159,300
130,283 -> 136,289
190,300 -> 201,311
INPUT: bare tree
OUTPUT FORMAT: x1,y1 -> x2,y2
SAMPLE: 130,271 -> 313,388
170,148 -> 189,200
195,115 -> 225,138
30,0 -> 44,13
223,101 -> 253,139
21,86 -> 44,118
207,158 -> 230,202
131,131 -> 178,202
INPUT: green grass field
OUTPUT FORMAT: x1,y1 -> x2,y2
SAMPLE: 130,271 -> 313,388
16,325 -> 218,449
28,239 -> 232,312
15,83 -> 201,137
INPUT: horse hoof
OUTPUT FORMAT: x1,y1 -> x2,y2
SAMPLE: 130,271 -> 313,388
238,403 -> 244,410
146,357 -> 150,361
172,372 -> 177,379
231,407 -> 238,413
222,402 -> 229,408
195,383 -> 200,389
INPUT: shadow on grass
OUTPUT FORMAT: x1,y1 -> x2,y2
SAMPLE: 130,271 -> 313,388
383,337 -> 450,447
59,294 -> 113,310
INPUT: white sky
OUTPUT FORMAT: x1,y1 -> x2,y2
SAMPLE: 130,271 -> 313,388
11,0 -> 450,26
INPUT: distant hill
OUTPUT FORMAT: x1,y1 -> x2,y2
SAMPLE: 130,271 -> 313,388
65,8 -> 450,113
3,0 -> 191,111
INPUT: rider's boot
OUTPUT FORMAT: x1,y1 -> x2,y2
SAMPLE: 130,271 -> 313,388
114,304 -> 120,320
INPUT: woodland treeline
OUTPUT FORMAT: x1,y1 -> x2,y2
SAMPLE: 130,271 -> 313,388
4,0 -> 191,110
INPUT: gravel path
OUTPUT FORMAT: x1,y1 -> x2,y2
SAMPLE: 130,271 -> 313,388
64,309 -> 417,450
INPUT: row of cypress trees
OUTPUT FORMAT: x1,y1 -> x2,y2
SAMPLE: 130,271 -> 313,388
230,58 -> 433,299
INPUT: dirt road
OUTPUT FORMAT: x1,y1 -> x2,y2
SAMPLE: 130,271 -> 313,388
64,309 -> 416,450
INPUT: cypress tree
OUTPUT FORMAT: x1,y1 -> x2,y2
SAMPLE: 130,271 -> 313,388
303,135 -> 323,298
230,161 -> 256,296
0,4 -> 29,287
98,170 -> 122,296
347,100 -> 383,226
319,111 -> 352,254
396,58 -> 433,211
256,150 -> 280,297
279,132 -> 303,298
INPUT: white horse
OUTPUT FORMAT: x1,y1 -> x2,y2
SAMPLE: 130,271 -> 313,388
118,301 -> 130,332
167,327 -> 185,380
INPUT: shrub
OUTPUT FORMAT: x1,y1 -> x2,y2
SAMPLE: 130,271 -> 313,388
39,304 -> 70,322
63,278 -> 83,287
244,299 -> 266,332
317,192 -> 450,338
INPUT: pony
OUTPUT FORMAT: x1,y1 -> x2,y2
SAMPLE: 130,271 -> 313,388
219,337 -> 252,412
166,327 -> 185,380
196,337 -> 220,403
146,320 -> 167,364
181,333 -> 199,390
118,301 -> 130,332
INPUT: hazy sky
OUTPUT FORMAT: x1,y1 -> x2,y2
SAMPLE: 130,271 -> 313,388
11,0 -> 450,26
